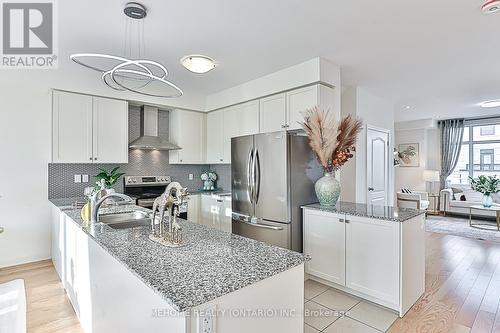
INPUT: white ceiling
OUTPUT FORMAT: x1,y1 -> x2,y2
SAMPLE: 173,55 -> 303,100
60,0 -> 500,121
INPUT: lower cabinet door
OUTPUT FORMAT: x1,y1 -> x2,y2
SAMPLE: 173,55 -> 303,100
303,209 -> 346,286
345,215 -> 400,305
186,194 -> 200,223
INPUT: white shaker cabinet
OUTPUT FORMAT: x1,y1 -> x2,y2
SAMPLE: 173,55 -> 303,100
52,91 -> 128,163
52,91 -> 93,163
169,110 -> 206,164
222,100 -> 259,163
303,209 -> 345,286
303,207 -> 425,317
199,194 -> 232,232
186,194 -> 200,223
200,194 -> 219,229
220,197 -> 232,233
92,97 -> 128,163
205,110 -> 225,164
286,85 -> 319,130
258,84 -> 337,133
259,93 -> 286,133
345,215 -> 400,306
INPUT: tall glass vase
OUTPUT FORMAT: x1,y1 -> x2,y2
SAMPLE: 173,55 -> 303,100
315,172 -> 341,206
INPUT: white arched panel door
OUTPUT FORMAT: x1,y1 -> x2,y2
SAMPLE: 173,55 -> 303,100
367,127 -> 390,206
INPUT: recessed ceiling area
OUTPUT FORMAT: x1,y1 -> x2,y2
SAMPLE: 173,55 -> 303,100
61,0 -> 500,121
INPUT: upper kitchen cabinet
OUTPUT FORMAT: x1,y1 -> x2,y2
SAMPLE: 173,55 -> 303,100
287,84 -> 335,130
92,97 -> 128,163
205,110 -> 224,164
258,84 -> 337,133
222,100 -> 259,163
169,110 -> 206,164
52,91 -> 128,163
259,93 -> 286,133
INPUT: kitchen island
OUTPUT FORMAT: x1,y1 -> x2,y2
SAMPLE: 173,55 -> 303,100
302,202 -> 426,317
50,199 -> 306,333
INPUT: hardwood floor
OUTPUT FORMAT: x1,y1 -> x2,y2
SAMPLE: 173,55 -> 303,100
2,232 -> 500,333
388,232 -> 500,333
0,260 -> 82,333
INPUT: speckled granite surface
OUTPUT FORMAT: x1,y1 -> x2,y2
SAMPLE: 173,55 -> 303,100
302,201 -> 425,222
49,199 -> 306,312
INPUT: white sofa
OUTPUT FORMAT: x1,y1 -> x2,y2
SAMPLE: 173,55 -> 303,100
440,187 -> 499,218
397,191 -> 430,210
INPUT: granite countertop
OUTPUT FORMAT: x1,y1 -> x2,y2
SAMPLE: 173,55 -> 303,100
302,201 -> 426,222
49,199 -> 305,312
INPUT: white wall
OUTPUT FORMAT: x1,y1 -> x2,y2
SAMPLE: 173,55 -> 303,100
0,62 -> 205,268
341,87 -> 395,205
394,120 -> 441,196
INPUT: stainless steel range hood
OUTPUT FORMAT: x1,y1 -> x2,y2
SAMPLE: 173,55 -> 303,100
129,105 -> 181,150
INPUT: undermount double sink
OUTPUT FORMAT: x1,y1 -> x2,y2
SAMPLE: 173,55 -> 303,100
98,210 -> 151,229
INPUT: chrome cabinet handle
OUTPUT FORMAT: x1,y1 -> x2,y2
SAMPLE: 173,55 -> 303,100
339,218 -> 345,223
368,187 -> 374,191
345,219 -> 350,223
89,157 -> 92,160
94,157 -> 98,161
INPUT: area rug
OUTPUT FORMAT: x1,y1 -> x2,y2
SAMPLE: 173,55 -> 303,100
0,279 -> 26,333
426,214 -> 500,242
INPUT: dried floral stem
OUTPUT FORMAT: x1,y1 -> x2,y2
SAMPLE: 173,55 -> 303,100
301,107 -> 363,173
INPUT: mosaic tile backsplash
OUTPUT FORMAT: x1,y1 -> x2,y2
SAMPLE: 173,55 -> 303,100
48,106 -> 231,198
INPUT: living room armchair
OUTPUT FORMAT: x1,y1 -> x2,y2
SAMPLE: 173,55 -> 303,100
397,191 -> 430,210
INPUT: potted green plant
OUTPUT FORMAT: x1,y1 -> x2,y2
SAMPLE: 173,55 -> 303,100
469,175 -> 500,208
95,166 -> 125,190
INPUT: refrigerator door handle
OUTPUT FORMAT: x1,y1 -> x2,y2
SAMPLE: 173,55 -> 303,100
247,148 -> 254,203
236,219 -> 284,231
254,149 -> 261,204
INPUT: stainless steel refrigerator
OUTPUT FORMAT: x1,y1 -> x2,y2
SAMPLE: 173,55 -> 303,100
231,131 -> 322,252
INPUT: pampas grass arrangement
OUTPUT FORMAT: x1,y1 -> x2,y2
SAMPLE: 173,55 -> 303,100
301,107 -> 363,173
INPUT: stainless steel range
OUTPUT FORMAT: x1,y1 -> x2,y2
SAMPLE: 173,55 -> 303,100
123,175 -> 188,219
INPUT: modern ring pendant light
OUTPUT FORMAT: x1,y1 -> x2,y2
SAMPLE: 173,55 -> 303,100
70,2 -> 183,98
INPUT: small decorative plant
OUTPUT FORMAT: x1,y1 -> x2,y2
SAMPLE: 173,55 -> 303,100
469,175 -> 500,195
469,175 -> 500,208
95,166 -> 125,188
201,171 -> 217,190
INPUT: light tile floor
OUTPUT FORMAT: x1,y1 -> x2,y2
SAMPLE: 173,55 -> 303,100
304,279 -> 398,332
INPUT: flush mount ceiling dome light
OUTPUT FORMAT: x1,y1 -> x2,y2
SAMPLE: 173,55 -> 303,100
482,0 -> 500,13
70,2 -> 183,98
480,99 -> 500,108
180,55 -> 216,74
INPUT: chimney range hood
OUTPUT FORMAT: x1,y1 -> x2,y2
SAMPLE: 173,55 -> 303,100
129,105 -> 181,151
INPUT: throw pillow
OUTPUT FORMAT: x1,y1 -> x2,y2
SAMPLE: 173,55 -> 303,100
451,187 -> 463,200
401,188 -> 412,194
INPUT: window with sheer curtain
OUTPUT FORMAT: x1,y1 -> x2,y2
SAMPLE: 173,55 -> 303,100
448,123 -> 500,185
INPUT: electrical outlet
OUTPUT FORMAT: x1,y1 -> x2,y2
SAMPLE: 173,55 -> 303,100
189,173 -> 194,180
197,305 -> 216,333
82,174 -> 89,182
74,174 -> 82,183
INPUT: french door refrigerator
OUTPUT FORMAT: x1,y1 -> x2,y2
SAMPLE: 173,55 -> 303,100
231,131 -> 321,252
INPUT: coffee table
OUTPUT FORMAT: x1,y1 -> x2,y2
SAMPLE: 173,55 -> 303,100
469,205 -> 500,231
